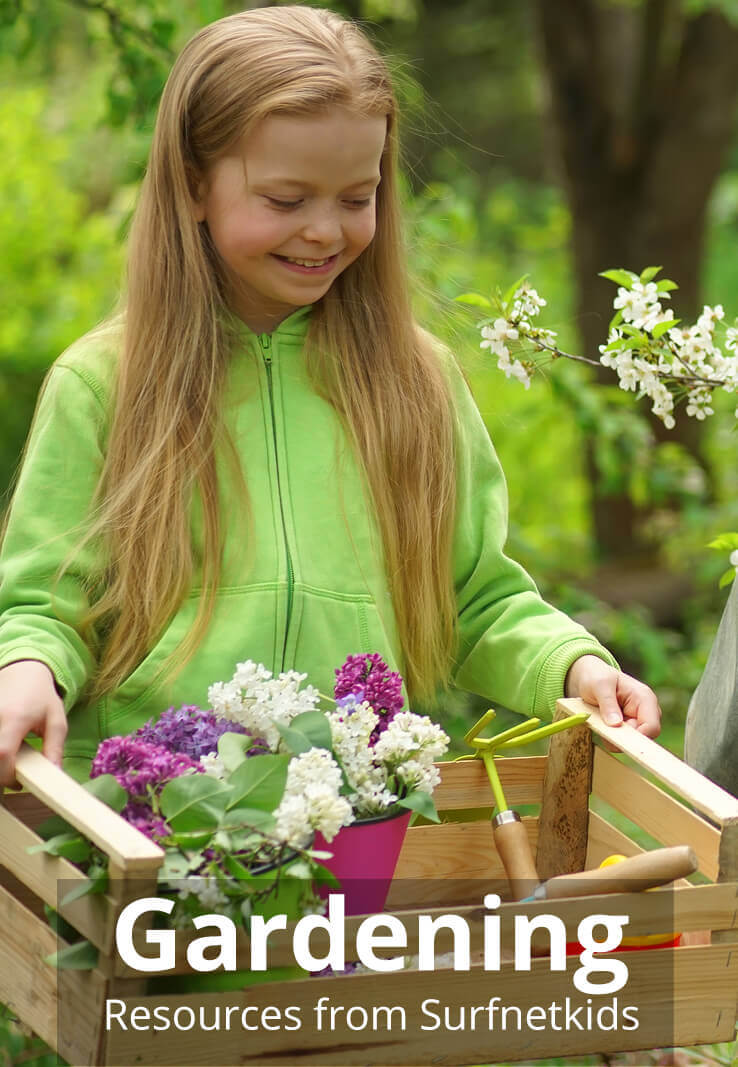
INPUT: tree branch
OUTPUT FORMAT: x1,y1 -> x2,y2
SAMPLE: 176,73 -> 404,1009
65,0 -> 175,58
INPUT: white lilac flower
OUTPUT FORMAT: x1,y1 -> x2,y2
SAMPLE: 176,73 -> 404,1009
395,757 -> 442,794
348,782 -> 398,814
373,712 -> 449,784
199,752 -> 226,778
191,876 -> 228,910
730,550 -> 738,570
208,661 -> 321,751
207,679 -> 245,720
273,794 -> 313,850
284,748 -> 343,796
273,749 -> 353,848
233,660 -> 273,688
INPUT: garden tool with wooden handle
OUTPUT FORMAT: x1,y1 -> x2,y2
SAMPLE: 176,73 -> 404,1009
464,710 -> 590,902
524,844 -> 698,901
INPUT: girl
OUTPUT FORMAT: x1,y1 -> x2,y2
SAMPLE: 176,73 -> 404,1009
0,5 -> 660,787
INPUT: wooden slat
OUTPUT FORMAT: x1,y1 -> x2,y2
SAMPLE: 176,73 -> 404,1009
715,819 -> 738,950
2,791 -> 54,829
105,944 -> 738,1065
113,882 -> 738,978
557,699 -> 738,826
592,747 -> 722,880
536,708 -> 593,879
391,817 -> 538,884
434,757 -> 545,810
586,810 -> 643,868
0,881 -> 107,1066
0,804 -> 115,952
13,743 -> 165,873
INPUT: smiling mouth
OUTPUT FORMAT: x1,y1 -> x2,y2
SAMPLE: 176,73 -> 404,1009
280,255 -> 332,266
273,253 -> 340,266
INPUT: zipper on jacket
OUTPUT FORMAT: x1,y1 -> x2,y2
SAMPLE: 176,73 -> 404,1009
258,332 -> 294,673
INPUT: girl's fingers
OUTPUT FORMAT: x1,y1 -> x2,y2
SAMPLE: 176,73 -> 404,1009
617,675 -> 662,739
594,677 -> 623,727
0,718 -> 24,788
42,708 -> 68,768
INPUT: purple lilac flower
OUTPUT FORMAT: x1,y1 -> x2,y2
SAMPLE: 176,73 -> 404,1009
334,653 -> 405,741
335,694 -> 363,714
90,736 -> 201,798
135,704 -> 266,761
122,801 -> 171,842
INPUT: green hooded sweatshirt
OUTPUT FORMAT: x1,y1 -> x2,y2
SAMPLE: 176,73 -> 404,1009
0,306 -> 615,779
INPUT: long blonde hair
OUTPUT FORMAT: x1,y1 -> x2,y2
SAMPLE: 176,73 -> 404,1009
69,5 -> 459,707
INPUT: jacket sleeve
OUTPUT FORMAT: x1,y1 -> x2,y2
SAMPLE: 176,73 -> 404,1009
446,355 -> 617,717
0,361 -> 107,711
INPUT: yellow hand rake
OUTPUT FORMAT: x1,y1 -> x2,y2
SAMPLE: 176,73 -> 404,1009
461,709 -> 589,901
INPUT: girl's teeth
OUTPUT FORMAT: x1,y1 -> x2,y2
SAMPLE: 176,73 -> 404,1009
284,257 -> 330,266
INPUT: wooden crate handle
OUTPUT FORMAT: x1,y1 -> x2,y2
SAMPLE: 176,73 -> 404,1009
11,742 -> 163,874
557,698 -> 738,828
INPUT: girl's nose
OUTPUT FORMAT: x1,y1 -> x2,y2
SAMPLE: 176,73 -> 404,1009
300,208 -> 343,246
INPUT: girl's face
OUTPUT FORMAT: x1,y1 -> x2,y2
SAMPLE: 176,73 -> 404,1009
194,107 -> 387,334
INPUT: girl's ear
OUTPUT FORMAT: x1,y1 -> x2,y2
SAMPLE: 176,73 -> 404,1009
188,167 -> 208,222
192,182 -> 208,222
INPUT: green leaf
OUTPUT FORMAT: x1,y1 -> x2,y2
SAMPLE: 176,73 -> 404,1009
59,865 -> 109,907
651,318 -> 679,339
43,905 -> 80,943
224,854 -> 256,881
167,830 -> 213,849
83,773 -> 127,813
657,279 -> 679,293
158,852 -> 191,881
397,791 -> 439,823
719,567 -> 736,588
639,265 -> 662,284
35,814 -> 74,841
217,731 -> 256,773
502,273 -> 529,308
44,940 -> 98,971
225,753 -> 289,812
311,862 -> 341,890
608,309 -> 624,331
28,832 -> 91,864
159,774 -> 231,823
276,711 -> 332,755
599,269 -> 637,288
221,806 -> 276,837
707,533 -> 738,551
454,292 -> 492,308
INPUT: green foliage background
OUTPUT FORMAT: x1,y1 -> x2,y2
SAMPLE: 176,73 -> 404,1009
1,2 -> 737,1062
1,0 -> 736,762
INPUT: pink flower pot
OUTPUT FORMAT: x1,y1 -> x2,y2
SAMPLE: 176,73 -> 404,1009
314,807 -> 412,916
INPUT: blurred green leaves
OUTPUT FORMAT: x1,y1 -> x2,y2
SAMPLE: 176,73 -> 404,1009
0,83 -> 121,490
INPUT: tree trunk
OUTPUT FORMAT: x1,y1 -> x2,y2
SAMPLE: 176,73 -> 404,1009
536,0 -> 738,561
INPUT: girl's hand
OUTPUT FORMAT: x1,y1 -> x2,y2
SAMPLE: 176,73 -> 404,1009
564,654 -> 662,739
0,660 -> 67,787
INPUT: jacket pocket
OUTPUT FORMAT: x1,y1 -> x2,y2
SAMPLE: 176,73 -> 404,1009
104,585 -> 283,734
287,585 -> 404,701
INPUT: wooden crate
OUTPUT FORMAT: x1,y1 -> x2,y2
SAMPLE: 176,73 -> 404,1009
1,698 -> 736,1066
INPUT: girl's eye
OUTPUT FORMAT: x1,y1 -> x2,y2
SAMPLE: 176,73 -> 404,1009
345,198 -> 372,208
267,197 -> 303,209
